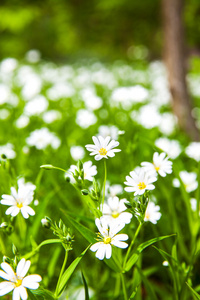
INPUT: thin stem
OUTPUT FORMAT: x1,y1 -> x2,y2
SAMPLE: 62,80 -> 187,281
123,221 -> 143,269
54,250 -> 68,298
121,273 -> 128,300
102,159 -> 107,209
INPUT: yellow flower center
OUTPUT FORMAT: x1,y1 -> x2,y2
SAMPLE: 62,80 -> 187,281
112,211 -> 119,218
154,165 -> 160,172
103,236 -> 111,244
15,279 -> 22,287
99,148 -> 107,156
145,212 -> 150,220
17,202 -> 23,208
138,182 -> 146,190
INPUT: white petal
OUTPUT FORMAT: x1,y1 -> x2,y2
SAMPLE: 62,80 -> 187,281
106,151 -> 115,158
0,281 -> 15,296
13,287 -> 20,300
17,259 -> 30,278
1,198 -> 16,206
105,244 -> 112,259
18,286 -> 28,300
94,155 -> 103,161
111,240 -> 128,249
92,136 -> 101,148
90,242 -> 102,252
95,244 -> 107,260
1,262 -> 15,279
6,206 -> 20,217
124,187 -> 136,192
22,275 -> 42,289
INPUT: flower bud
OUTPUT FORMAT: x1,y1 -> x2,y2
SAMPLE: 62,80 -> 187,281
81,189 -> 89,195
41,217 -> 51,229
40,164 -> 54,170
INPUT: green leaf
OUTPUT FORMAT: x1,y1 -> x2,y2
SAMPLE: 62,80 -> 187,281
186,283 -> 200,299
63,212 -> 96,244
81,271 -> 89,300
135,266 -> 158,300
57,246 -> 89,297
124,234 -> 175,272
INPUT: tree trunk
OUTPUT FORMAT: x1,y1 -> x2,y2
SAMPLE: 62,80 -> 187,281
162,0 -> 199,141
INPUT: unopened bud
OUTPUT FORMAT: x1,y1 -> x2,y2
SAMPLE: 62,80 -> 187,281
40,164 -> 54,170
41,217 -> 51,229
3,256 -> 12,264
81,189 -> 89,195
12,244 -> 18,256
0,222 -> 8,229
1,154 -> 7,160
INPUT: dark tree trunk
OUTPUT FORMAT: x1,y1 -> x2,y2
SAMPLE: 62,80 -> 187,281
162,0 -> 199,141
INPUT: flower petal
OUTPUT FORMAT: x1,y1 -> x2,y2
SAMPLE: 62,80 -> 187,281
0,281 -> 15,296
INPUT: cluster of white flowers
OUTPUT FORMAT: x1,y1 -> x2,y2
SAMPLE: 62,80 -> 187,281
26,127 -> 61,150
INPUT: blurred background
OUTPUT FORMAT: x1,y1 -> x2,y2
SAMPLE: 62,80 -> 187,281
0,0 -> 199,62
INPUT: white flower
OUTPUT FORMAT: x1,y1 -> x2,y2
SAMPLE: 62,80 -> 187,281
105,183 -> 123,198
69,161 -> 97,182
155,137 -> 182,159
0,258 -> 42,300
190,198 -> 198,212
70,146 -> 85,161
0,143 -> 16,159
141,152 -> 172,177
173,171 -> 198,193
144,202 -> 161,224
124,167 -> 157,196
102,196 -> 132,225
76,109 -> 97,129
90,218 -> 128,260
85,136 -> 121,161
24,95 -> 48,116
185,142 -> 200,162
26,128 -> 61,150
15,115 -> 30,129
1,183 -> 35,219
98,125 -> 119,140
42,110 -> 62,124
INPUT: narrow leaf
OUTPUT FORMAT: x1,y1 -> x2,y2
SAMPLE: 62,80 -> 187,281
81,271 -> 89,300
63,213 -> 96,244
57,246 -> 89,297
136,266 -> 158,300
125,234 -> 175,272
186,283 -> 200,299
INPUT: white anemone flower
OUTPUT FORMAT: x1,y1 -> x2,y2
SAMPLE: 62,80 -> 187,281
144,202 -> 161,224
0,258 -> 42,299
141,152 -> 172,177
102,196 -> 132,225
185,142 -> 200,162
124,167 -> 157,196
1,184 -> 35,219
69,161 -> 97,182
90,218 -> 128,260
173,171 -> 198,193
85,136 -> 121,161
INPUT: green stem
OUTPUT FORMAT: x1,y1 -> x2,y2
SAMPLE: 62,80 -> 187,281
54,250 -> 68,299
121,273 -> 128,300
123,222 -> 143,269
102,160 -> 107,210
